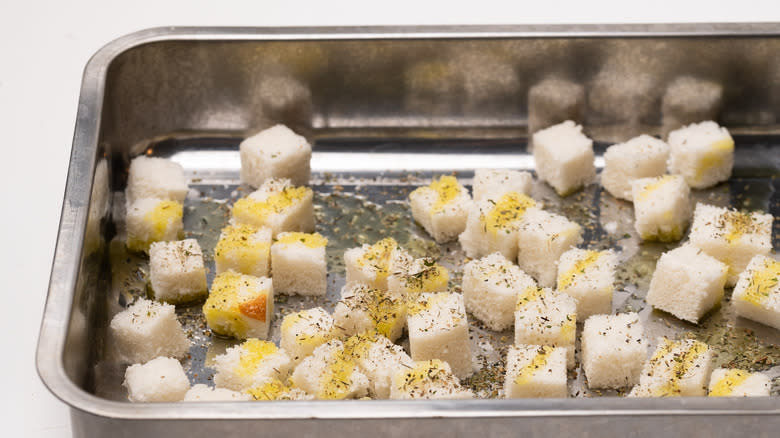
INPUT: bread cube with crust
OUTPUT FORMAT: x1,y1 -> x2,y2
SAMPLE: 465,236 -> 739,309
203,272 -> 274,340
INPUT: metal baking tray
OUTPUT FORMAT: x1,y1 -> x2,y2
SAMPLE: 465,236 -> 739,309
37,25 -> 780,437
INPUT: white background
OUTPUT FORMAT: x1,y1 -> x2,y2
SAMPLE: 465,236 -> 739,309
1,1 -> 777,436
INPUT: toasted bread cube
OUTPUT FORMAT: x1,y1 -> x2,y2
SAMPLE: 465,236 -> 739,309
689,203 -> 773,286
231,178 -> 314,238
245,378 -> 314,401
333,282 -> 406,342
462,252 -> 537,331
271,232 -> 328,296
532,120 -> 595,196
203,272 -> 274,340
126,198 -> 183,252
239,124 -> 312,188
389,359 -> 473,400
601,135 -> 670,201
290,339 -> 370,400
148,239 -> 207,304
661,77 -> 723,138
280,307 -> 335,363
630,338 -> 712,397
126,156 -> 188,203
407,292 -> 472,378
213,339 -> 292,391
556,248 -> 617,319
514,287 -> 577,368
123,357 -> 190,402
708,368 -> 770,397
631,175 -> 691,242
458,192 -> 537,260
183,384 -> 252,402
731,255 -> 780,330
527,78 -> 585,144
345,333 -> 415,399
409,175 -> 472,243
472,169 -> 532,202
504,345 -> 568,398
214,225 -> 272,277
581,313 -> 647,389
667,121 -> 734,189
109,298 -> 190,364
387,253 -> 449,298
646,244 -> 728,323
516,208 -> 583,288
344,237 -> 407,291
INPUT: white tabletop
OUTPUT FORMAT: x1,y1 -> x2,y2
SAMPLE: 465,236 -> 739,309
2,1 -> 777,436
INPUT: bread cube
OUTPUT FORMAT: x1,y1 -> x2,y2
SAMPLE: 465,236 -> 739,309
245,378 -> 313,401
280,307 -> 335,363
516,208 -> 583,288
527,78 -> 585,142
514,287 -> 577,368
126,156 -> 188,203
126,198 -> 183,252
213,339 -> 291,391
601,135 -> 670,201
708,368 -> 770,397
203,272 -> 274,340
630,338 -> 712,397
214,225 -> 272,277
333,282 -> 406,342
667,121 -> 734,189
472,169 -> 532,202
389,359 -> 473,400
271,232 -> 328,296
458,192 -> 537,260
731,255 -> 780,330
345,333 -> 414,399
290,339 -> 370,399
631,175 -> 691,242
239,124 -> 312,188
231,178 -> 314,237
123,357 -> 190,402
581,313 -> 647,389
462,252 -> 537,331
109,298 -> 190,364
646,244 -> 727,323
532,120 -> 595,196
148,239 -> 207,304
504,345 -> 568,398
387,253 -> 449,297
407,292 -> 472,378
556,248 -> 617,319
344,237 -> 406,291
689,203 -> 773,286
661,76 -> 723,138
409,175 -> 472,243
183,384 -> 252,402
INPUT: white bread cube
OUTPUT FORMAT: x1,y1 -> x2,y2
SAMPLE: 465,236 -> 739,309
333,282 -> 406,342
126,156 -> 188,203
462,252 -> 537,331
126,198 -> 183,252
458,192 -> 537,260
149,239 -> 207,304
708,368 -> 771,397
290,339 -> 370,399
514,287 -> 577,368
109,298 -> 190,364
601,135 -> 670,201
661,76 -> 723,138
556,248 -> 617,319
123,357 -> 190,402
731,255 -> 780,330
239,124 -> 312,187
532,120 -> 595,196
667,121 -> 734,189
630,338 -> 712,397
280,307 -> 335,363
271,232 -> 327,296
689,203 -> 773,286
183,384 -> 252,402
213,339 -> 292,391
407,292 -> 472,378
344,237 -> 407,291
472,169 -> 532,202
214,225 -> 272,277
581,313 -> 647,389
646,244 -> 727,323
504,345 -> 568,398
389,359 -> 473,400
516,208 -> 583,287
231,178 -> 314,238
203,272 -> 273,340
409,175 -> 472,243
387,252 -> 449,297
631,175 -> 691,242
245,379 -> 314,401
527,78 -> 585,142
345,333 -> 414,399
